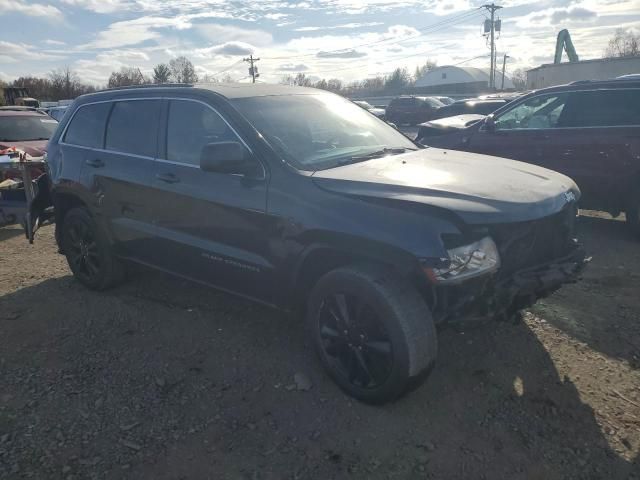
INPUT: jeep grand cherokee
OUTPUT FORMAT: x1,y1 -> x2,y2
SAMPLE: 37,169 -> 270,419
42,84 -> 587,404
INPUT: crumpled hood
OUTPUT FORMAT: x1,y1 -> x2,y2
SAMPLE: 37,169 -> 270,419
311,148 -> 580,224
0,140 -> 47,158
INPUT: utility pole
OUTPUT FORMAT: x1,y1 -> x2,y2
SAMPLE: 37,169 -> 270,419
482,3 -> 502,90
243,55 -> 260,83
501,54 -> 509,90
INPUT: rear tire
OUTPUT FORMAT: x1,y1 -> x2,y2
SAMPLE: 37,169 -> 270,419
61,207 -> 125,290
306,264 -> 437,404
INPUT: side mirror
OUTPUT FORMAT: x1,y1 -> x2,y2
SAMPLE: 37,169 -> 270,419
483,115 -> 496,132
200,141 -> 255,176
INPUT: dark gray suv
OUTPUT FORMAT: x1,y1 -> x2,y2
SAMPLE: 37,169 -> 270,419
42,84 -> 587,403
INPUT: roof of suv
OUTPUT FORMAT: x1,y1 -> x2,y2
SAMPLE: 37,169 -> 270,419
0,107 -> 48,117
79,83 -> 322,102
533,77 -> 640,95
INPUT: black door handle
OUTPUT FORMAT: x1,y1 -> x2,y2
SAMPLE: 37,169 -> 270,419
85,158 -> 104,168
156,172 -> 180,184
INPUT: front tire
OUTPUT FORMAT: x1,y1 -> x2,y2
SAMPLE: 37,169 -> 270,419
61,207 -> 125,290
306,264 -> 437,404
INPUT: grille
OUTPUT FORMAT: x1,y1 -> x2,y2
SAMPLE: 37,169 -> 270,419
490,206 -> 577,277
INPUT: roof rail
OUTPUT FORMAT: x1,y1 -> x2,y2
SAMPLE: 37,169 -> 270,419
102,83 -> 194,92
0,106 -> 40,112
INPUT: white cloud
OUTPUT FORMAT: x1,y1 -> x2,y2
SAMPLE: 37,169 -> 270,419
0,0 -> 62,18
83,16 -> 192,49
194,41 -> 256,57
295,22 -> 383,32
60,0 -> 138,14
44,39 -> 67,46
194,24 -> 273,46
0,40 -> 62,61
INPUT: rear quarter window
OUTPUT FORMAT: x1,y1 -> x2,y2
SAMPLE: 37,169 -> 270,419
63,103 -> 111,148
559,89 -> 640,127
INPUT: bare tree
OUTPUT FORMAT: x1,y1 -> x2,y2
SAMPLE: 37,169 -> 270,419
385,67 -> 411,91
604,29 -> 640,58
413,59 -> 438,83
49,66 -> 81,99
153,64 -> 171,84
169,56 -> 198,83
107,67 -> 148,88
510,68 -> 528,91
220,74 -> 234,84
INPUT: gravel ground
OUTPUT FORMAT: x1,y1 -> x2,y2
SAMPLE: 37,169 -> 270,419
1,212 -> 639,479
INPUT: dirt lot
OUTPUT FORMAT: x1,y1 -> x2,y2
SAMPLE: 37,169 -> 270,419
1,212 -> 639,480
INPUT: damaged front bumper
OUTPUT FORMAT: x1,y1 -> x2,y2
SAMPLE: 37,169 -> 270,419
432,244 -> 589,324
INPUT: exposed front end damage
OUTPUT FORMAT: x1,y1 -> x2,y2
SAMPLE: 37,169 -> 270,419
427,205 -> 588,324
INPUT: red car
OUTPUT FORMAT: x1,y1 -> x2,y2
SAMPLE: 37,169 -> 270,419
0,107 -> 57,180
423,79 -> 640,235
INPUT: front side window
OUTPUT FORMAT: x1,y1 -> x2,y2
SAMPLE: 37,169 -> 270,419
0,115 -> 57,142
495,93 -> 568,130
232,93 -> 416,171
64,103 -> 111,148
166,100 -> 242,166
105,100 -> 160,157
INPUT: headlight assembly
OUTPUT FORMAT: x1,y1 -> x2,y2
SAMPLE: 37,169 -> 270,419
428,236 -> 500,284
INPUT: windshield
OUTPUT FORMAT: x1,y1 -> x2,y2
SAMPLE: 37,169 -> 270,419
0,116 -> 58,142
232,94 -> 416,171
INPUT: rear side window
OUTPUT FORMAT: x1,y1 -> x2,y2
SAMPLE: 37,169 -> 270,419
63,103 -> 111,148
105,100 -> 160,157
166,100 -> 240,166
559,89 -> 640,127
390,98 -> 415,107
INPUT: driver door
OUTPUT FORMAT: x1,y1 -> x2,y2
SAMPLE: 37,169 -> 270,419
148,98 -> 274,302
467,93 -> 569,171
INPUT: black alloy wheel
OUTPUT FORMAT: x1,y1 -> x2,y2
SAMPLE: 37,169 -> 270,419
62,207 -> 125,290
307,264 -> 437,404
317,292 -> 394,389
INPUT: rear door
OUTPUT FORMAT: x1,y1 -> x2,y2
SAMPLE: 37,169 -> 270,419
149,98 -> 273,302
541,89 -> 640,211
77,98 -> 161,262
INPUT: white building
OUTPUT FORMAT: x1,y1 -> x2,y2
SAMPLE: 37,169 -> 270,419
414,66 -> 514,91
526,56 -> 640,89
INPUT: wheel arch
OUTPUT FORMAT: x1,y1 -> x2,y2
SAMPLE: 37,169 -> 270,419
288,234 -> 432,312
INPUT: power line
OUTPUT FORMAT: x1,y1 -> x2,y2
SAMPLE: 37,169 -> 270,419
300,43 -> 459,75
263,9 -> 484,61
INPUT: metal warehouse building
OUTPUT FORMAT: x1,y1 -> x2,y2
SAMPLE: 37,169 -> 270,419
527,56 -> 640,89
414,66 -> 514,94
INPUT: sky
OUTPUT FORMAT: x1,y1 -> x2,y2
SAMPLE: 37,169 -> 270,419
1,0 -> 639,85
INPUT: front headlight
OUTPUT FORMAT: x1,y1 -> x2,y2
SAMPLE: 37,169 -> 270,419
429,236 -> 500,284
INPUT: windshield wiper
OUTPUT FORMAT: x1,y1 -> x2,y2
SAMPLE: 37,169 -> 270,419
337,147 -> 414,166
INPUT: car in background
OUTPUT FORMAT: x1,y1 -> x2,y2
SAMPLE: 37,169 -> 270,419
385,96 -> 444,125
0,107 -> 57,159
352,100 -> 385,119
434,96 -> 454,105
431,98 -> 509,120
425,78 -> 640,235
43,106 -> 69,122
